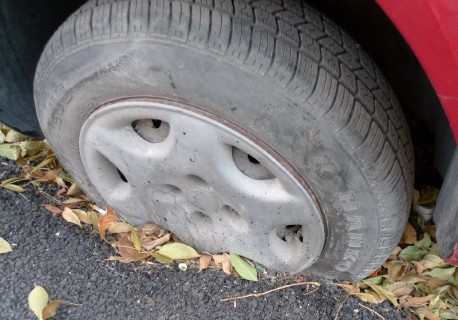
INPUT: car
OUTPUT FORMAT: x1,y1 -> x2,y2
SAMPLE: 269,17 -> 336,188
1,0 -> 457,280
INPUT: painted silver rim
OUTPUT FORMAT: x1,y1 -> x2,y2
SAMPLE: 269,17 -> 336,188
80,98 -> 325,273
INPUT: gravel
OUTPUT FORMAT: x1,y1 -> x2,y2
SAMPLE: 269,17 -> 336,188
0,159 -> 405,319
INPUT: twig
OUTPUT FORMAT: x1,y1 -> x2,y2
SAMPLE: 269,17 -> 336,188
334,290 -> 354,320
220,281 -> 320,302
358,303 -> 385,320
39,190 -> 62,205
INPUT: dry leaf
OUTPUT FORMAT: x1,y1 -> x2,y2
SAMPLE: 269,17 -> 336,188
213,255 -> 224,268
364,281 -> 398,306
141,233 -> 170,251
117,236 -> 149,262
62,208 -> 82,228
71,209 -> 91,224
387,282 -> 414,297
33,169 -> 60,182
354,292 -> 386,304
130,227 -> 141,251
336,283 -> 360,294
141,223 -> 162,235
402,223 -> 417,244
199,255 -> 212,271
54,177 -> 66,189
108,222 -> 132,234
416,307 -> 442,320
222,253 -> 232,275
421,254 -> 447,270
423,277 -> 450,289
88,211 -> 99,230
383,261 -> 408,283
28,285 -> 49,320
413,261 -> 428,274
42,204 -> 62,216
98,206 -> 118,241
368,268 -> 382,278
400,294 -> 435,307
0,237 -> 13,253
42,300 -> 81,319
66,183 -> 80,196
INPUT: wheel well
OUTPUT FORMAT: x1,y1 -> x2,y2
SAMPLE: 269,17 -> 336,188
305,0 -> 456,177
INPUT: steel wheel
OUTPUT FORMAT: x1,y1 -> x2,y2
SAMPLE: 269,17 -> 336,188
80,99 -> 326,272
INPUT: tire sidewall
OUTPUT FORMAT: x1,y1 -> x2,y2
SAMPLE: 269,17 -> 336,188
37,39 -> 383,279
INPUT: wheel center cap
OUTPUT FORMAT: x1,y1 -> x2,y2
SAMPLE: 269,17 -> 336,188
186,188 -> 219,213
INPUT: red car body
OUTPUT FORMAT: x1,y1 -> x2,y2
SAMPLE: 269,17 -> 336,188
378,0 -> 458,264
377,0 -> 458,141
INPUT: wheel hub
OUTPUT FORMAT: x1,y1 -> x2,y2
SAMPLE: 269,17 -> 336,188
79,98 -> 326,273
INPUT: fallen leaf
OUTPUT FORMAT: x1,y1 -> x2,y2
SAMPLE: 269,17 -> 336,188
42,300 -> 82,319
421,254 -> 447,270
440,310 -> 458,319
98,206 -> 118,241
42,204 -> 62,216
0,182 -> 26,192
117,236 -> 149,262
66,183 -> 80,196
354,292 -> 385,304
400,245 -> 426,261
423,267 -> 456,282
107,222 -> 132,234
139,223 -> 161,235
416,233 -> 432,249
130,227 -> 141,251
363,275 -> 384,285
402,223 -> 417,244
229,253 -> 258,281
400,294 -> 435,307
416,306 -> 442,320
157,243 -> 200,260
222,253 -> 232,275
387,282 -> 414,297
383,261 -> 408,283
0,237 -> 13,253
427,224 -> 437,242
336,283 -> 359,294
424,277 -> 450,289
151,252 -> 173,264
71,209 -> 91,224
141,233 -> 171,251
212,254 -> 224,268
33,169 -> 60,182
61,208 -> 82,228
413,261 -> 428,274
399,271 -> 426,284
5,130 -> 29,143
88,211 -> 99,230
28,285 -> 49,320
62,198 -> 83,205
199,255 -> 212,271
368,268 -> 382,278
363,281 -> 398,306
418,186 -> 440,205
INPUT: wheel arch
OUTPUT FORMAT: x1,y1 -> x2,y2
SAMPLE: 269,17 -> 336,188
305,0 -> 457,176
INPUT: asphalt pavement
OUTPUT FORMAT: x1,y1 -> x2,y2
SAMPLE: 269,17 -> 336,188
0,159 -> 405,319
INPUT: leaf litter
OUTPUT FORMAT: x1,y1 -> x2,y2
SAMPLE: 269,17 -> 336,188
2,123 -> 458,316
28,285 -> 81,319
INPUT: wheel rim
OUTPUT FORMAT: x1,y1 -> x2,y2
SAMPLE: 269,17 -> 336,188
79,98 -> 326,272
